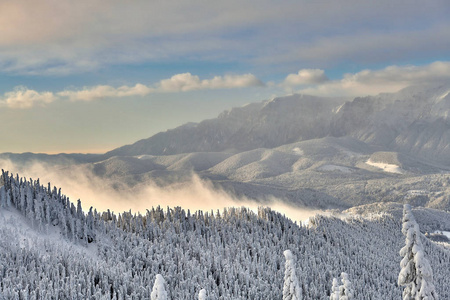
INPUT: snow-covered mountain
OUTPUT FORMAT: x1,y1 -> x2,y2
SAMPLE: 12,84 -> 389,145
332,84 -> 450,163
104,94 -> 346,157
3,84 -> 450,211
103,84 -> 450,164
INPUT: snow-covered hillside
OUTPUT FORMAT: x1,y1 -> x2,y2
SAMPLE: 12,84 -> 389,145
1,172 -> 450,299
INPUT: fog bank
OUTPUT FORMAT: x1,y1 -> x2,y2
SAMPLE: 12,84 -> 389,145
0,159 -> 327,223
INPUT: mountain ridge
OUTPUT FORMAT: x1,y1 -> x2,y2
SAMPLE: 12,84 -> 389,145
101,83 -> 450,165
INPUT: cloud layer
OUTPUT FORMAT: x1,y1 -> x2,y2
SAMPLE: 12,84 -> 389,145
1,0 -> 449,74
3,61 -> 450,109
0,73 -> 263,108
286,61 -> 450,97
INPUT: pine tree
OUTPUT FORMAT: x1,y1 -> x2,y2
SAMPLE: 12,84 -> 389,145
283,250 -> 302,300
398,204 -> 438,300
151,274 -> 168,300
339,272 -> 354,300
329,277 -> 340,300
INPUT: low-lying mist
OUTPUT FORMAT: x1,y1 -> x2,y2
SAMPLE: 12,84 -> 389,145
0,159 -> 327,224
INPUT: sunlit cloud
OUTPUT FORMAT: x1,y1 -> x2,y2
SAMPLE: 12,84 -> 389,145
3,61 -> 450,109
0,87 -> 57,109
282,69 -> 329,87
296,61 -> 450,97
157,73 -> 264,92
58,84 -> 154,102
0,73 -> 264,107
0,158 -> 325,223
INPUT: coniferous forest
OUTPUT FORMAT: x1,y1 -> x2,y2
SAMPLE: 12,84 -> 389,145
1,170 -> 449,299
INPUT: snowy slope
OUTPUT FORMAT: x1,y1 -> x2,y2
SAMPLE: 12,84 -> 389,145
2,174 -> 450,299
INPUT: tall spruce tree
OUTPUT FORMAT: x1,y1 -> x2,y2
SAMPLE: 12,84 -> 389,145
198,289 -> 207,300
329,277 -> 340,300
398,204 -> 438,300
283,250 -> 302,300
339,272 -> 354,300
151,274 -> 168,300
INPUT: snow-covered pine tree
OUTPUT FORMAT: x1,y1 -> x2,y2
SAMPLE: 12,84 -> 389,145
198,289 -> 207,300
398,204 -> 438,300
151,274 -> 168,300
338,272 -> 354,300
329,277 -> 339,300
283,250 -> 302,300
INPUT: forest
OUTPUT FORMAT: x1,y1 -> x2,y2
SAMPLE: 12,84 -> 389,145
0,170 -> 449,299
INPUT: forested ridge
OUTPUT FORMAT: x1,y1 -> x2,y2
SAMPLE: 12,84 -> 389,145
0,170 -> 449,299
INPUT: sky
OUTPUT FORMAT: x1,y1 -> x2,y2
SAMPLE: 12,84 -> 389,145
1,0 -> 450,154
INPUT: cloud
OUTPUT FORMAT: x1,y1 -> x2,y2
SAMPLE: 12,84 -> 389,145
266,24 -> 450,68
296,61 -> 450,97
0,1 -> 449,74
3,61 -> 450,109
0,87 -> 57,109
157,73 -> 264,92
282,69 -> 329,87
58,84 -> 154,102
0,72 -> 264,107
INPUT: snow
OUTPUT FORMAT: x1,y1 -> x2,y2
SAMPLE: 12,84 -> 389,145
0,207 -> 97,259
292,147 -> 304,155
151,274 -> 168,300
366,159 -> 404,174
437,90 -> 450,100
198,289 -> 207,300
434,231 -> 450,239
407,190 -> 427,196
317,164 -> 352,173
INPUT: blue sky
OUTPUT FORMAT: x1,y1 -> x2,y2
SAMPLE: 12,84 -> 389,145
1,0 -> 450,153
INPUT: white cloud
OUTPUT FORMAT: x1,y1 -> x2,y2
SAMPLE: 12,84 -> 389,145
0,73 -> 264,107
282,69 -> 329,87
0,87 -> 57,109
3,62 -> 450,109
157,73 -> 264,92
58,73 -> 263,102
297,61 -> 450,97
58,84 -> 154,102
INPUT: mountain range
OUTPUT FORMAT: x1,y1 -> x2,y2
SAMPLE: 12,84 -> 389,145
105,84 -> 450,163
2,83 -> 450,210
